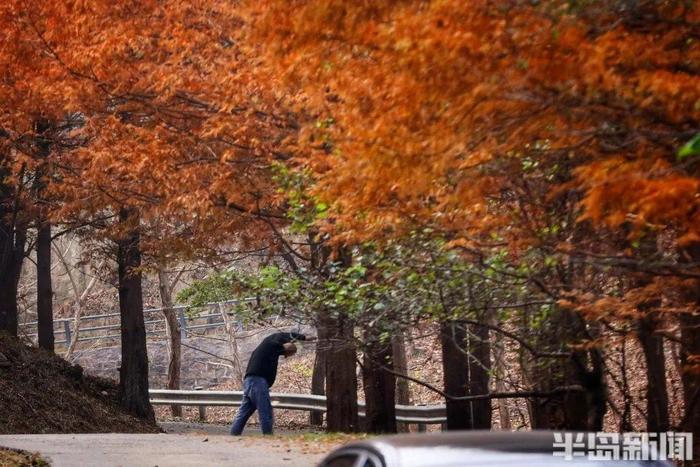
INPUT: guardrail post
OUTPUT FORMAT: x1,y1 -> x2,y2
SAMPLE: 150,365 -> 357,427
417,404 -> 426,432
204,304 -> 211,327
178,310 -> 187,339
63,320 -> 72,345
195,386 -> 206,422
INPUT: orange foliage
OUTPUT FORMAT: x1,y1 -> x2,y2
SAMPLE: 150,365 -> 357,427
241,0 -> 700,246
1,0 -> 291,256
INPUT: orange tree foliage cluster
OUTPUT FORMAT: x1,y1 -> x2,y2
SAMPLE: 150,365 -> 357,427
242,0 -> 700,248
1,0 -> 291,256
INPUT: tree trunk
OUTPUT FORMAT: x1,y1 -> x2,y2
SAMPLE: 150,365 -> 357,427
307,238 -> 358,432
679,311 -> 700,461
36,222 -> 54,352
585,342 -> 607,431
392,333 -> 410,432
162,309 -> 181,416
393,333 -> 410,405
310,321 -> 327,427
526,307 -> 603,431
218,303 -> 243,382
34,118 -> 53,352
637,315 -> 669,433
57,245 -> 102,361
0,263 -> 21,336
440,321 -> 492,430
321,310 -> 358,433
440,321 -> 470,430
117,208 -> 154,422
157,268 -> 182,418
469,321 -> 492,429
679,242 -> 700,461
0,163 -> 26,336
65,303 -> 82,360
492,323 -> 512,430
362,333 -> 396,433
0,225 -> 25,337
308,232 -> 328,428
629,236 -> 669,434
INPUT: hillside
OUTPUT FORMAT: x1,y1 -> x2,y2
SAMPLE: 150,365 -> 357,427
0,333 -> 159,434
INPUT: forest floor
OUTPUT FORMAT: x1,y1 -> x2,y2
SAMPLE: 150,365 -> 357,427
0,332 -> 159,434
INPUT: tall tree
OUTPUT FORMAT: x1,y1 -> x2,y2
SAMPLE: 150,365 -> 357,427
440,321 -> 492,430
321,309 -> 359,432
0,158 -> 27,336
362,330 -> 396,433
440,321 -> 473,430
33,117 -> 54,352
116,208 -> 153,421
309,325 -> 326,427
392,333 -> 411,432
157,264 -> 183,418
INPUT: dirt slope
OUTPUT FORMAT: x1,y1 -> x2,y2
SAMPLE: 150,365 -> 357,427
0,332 -> 159,434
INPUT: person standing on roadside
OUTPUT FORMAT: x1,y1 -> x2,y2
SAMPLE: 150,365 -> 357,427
230,331 -> 315,435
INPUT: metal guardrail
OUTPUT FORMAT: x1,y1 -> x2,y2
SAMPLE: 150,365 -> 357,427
149,389 -> 447,424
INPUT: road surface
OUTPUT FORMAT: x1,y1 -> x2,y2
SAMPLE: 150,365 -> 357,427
0,432 -> 327,467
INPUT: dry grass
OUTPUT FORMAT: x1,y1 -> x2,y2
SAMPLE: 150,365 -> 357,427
0,448 -> 48,467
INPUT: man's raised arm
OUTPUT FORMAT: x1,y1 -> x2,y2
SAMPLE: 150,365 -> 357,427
281,331 -> 316,342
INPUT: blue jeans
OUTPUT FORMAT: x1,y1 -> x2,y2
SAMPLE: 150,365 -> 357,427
230,376 -> 273,435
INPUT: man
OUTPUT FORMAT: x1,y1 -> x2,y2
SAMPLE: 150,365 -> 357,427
230,331 -> 314,435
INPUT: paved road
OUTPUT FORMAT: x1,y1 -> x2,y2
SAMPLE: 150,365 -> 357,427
159,421 -> 312,436
0,433 -> 326,467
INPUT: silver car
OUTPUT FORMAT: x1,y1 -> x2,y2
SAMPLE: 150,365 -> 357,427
317,431 -> 675,467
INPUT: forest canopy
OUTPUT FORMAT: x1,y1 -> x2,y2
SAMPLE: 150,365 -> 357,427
1,0 -> 699,458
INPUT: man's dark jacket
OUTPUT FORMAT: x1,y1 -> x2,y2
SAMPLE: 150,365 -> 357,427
245,331 -> 306,387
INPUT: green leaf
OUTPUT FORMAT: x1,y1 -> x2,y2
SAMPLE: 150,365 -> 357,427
677,133 -> 700,160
